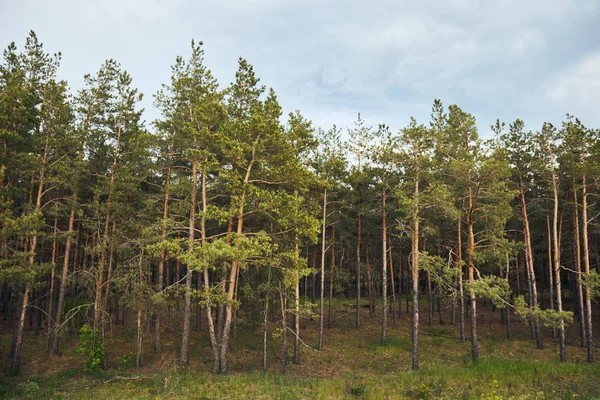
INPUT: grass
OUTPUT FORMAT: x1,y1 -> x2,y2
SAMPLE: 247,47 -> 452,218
1,296 -> 599,399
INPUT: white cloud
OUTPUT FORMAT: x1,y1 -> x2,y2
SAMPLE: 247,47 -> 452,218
548,53 -> 600,112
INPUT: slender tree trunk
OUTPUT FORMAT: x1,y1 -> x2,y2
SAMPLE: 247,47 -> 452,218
293,230 -> 301,365
582,174 -> 594,362
427,270 -> 433,326
180,159 -> 197,365
519,178 -> 543,349
53,193 -> 76,354
318,188 -> 327,350
573,190 -> 587,348
279,284 -> 288,374
467,182 -> 479,363
46,211 -> 58,353
551,167 -> 566,362
381,192 -> 388,343
411,177 -> 420,370
356,194 -> 362,329
366,247 -> 374,316
155,159 -> 170,353
389,245 -> 397,328
136,251 -> 144,368
328,223 -> 335,329
457,217 -> 465,342
104,220 -> 117,314
546,213 -> 556,339
505,253 -> 512,339
11,282 -> 30,372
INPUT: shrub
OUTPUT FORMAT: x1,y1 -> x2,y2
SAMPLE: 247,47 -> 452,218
77,324 -> 104,372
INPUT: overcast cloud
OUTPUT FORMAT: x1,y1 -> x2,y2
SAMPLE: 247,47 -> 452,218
1,0 -> 599,136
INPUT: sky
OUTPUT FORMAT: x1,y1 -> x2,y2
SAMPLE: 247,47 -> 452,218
1,0 -> 599,138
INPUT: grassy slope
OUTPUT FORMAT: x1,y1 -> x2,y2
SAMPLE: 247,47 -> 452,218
1,297 -> 599,399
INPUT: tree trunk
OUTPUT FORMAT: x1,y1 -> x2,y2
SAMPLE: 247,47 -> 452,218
46,211 -> 58,353
136,251 -> 144,368
53,193 -> 76,354
573,190 -> 587,348
328,223 -> 335,329
366,247 -> 374,316
356,194 -> 362,329
546,213 -> 555,338
582,174 -> 594,362
294,231 -> 301,365
381,192 -> 388,343
551,168 -> 566,362
180,159 -> 197,365
155,158 -> 171,353
11,282 -> 30,372
467,181 -> 479,363
519,178 -> 543,349
389,245 -> 397,328
93,108 -> 123,330
318,188 -> 327,350
411,177 -> 420,370
279,284 -> 288,374
457,218 -> 465,342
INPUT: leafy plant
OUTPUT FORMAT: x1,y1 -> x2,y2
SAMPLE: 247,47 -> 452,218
77,324 -> 104,372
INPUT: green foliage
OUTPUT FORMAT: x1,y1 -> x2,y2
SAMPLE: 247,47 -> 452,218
469,275 -> 511,309
513,296 -> 574,329
117,353 -> 135,373
77,324 -> 105,372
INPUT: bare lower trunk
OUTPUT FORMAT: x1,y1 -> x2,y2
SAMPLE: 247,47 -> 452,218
279,285 -> 288,374
381,193 -> 387,343
546,213 -> 555,338
180,160 -> 197,365
156,157 -> 169,353
457,218 -> 465,342
505,253 -> 512,340
294,232 -> 301,364
519,179 -> 542,349
136,252 -> 144,368
467,185 -> 479,363
411,178 -> 420,370
582,175 -> 594,362
11,282 -> 30,372
366,247 -> 374,316
389,245 -> 397,328
319,189 -> 327,350
328,224 -> 335,329
356,197 -> 362,329
53,194 -> 76,354
46,212 -> 58,353
551,168 -> 566,362
573,190 -> 587,348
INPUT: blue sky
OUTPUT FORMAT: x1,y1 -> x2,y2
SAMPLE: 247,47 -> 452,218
2,0 -> 599,137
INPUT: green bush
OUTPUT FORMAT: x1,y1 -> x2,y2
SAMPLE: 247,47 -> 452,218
77,324 -> 104,372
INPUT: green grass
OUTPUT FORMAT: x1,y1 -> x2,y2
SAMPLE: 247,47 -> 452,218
1,296 -> 599,399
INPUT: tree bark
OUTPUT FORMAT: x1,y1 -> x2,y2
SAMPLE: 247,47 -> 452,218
180,159 -> 197,365
53,193 -> 76,354
551,167 -> 566,362
381,192 -> 388,343
318,188 -> 327,350
573,190 -> 587,348
582,174 -> 594,362
155,156 -> 171,353
519,177 -> 543,349
411,177 -> 420,370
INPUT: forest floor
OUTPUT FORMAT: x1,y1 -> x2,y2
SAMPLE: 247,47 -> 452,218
1,296 -> 599,399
